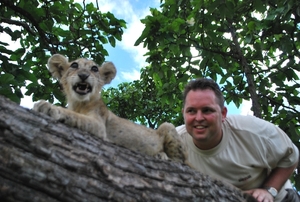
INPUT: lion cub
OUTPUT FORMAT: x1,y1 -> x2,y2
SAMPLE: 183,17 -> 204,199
33,54 -> 188,164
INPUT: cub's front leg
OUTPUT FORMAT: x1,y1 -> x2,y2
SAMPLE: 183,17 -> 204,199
33,100 -> 107,140
33,100 -> 68,122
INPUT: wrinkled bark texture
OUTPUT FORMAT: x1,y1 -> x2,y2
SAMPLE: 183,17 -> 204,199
0,95 -> 256,202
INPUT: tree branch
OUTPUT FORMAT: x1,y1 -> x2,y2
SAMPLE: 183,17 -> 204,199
0,17 -> 36,36
2,0 -> 54,51
226,18 -> 262,118
0,95 -> 256,201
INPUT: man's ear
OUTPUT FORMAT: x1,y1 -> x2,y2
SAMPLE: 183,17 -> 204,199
100,62 -> 117,84
47,54 -> 70,80
221,106 -> 228,122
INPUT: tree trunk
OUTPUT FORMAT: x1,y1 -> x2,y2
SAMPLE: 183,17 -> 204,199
0,95 -> 256,202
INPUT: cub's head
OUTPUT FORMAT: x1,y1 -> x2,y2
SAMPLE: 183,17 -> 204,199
47,54 -> 116,102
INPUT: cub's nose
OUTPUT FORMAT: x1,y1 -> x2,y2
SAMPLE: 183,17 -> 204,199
78,73 -> 89,81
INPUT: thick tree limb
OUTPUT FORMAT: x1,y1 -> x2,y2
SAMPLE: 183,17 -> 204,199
0,95 -> 255,202
226,18 -> 262,118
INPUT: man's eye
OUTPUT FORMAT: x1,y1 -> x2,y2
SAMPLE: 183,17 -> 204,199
203,108 -> 214,113
187,109 -> 196,113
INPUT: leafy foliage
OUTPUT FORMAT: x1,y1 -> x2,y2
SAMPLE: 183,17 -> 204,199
0,0 -> 126,104
135,0 -> 300,189
102,67 -> 183,129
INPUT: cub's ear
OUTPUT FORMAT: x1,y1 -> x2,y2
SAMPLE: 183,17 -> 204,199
99,62 -> 116,84
47,54 -> 70,80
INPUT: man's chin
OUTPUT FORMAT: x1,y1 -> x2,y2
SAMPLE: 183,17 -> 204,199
192,132 -> 208,141
193,128 -> 207,136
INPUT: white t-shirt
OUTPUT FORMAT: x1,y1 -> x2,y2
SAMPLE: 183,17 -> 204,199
177,115 -> 299,202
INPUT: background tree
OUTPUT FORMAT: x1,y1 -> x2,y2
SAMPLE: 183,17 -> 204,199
134,0 -> 300,189
102,67 -> 183,129
0,0 -> 125,105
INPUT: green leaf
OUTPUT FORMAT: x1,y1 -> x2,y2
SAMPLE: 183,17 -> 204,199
0,87 -> 21,104
0,74 -> 14,84
108,36 -> 116,47
86,3 -> 96,13
253,0 -> 266,13
247,21 -> 256,31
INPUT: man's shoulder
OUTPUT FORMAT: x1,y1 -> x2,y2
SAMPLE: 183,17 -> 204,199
225,114 -> 275,137
176,124 -> 186,135
226,114 -> 255,120
225,114 -> 264,127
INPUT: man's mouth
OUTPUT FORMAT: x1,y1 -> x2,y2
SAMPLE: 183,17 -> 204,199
73,82 -> 92,95
194,125 -> 206,129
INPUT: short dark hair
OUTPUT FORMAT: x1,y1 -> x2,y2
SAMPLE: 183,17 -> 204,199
182,78 -> 224,109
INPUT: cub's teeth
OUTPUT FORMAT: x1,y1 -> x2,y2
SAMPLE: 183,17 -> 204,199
73,82 -> 92,95
78,84 -> 88,90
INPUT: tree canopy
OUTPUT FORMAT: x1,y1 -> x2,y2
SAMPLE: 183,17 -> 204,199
102,68 -> 183,129
1,0 -> 299,190
1,0 -> 125,105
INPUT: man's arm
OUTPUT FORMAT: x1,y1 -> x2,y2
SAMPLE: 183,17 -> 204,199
245,161 -> 298,202
263,161 -> 298,193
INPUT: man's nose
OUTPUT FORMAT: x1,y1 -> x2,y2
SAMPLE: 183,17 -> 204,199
195,111 -> 204,121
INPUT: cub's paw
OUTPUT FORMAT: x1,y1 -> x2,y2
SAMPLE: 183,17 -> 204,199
33,100 -> 52,113
154,152 -> 169,161
33,100 -> 64,121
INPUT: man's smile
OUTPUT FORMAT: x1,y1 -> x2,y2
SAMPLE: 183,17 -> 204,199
194,125 -> 207,129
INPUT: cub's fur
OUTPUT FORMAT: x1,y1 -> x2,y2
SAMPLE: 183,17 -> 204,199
33,54 -> 188,164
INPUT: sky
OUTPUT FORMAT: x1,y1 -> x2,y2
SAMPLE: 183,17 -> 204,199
18,0 -> 252,115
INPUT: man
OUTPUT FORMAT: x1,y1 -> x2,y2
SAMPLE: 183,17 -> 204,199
176,78 -> 299,202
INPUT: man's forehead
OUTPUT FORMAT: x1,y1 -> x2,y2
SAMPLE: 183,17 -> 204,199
186,89 -> 217,102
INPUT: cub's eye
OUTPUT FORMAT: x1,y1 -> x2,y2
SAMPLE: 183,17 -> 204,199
91,65 -> 98,72
70,62 -> 78,68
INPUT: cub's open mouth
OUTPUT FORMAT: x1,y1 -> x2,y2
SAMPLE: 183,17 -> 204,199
73,82 -> 92,95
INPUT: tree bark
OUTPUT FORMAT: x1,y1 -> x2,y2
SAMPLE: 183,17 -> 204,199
0,95 -> 256,202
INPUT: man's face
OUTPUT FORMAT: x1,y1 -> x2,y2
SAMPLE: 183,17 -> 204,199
182,89 -> 227,150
